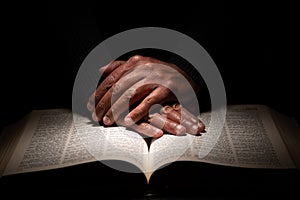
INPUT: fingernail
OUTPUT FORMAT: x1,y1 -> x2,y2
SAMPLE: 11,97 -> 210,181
160,106 -> 172,115
191,124 -> 199,134
92,112 -> 99,122
124,116 -> 134,126
172,103 -> 181,111
153,130 -> 163,138
175,125 -> 186,135
198,122 -> 205,132
87,102 -> 93,111
103,116 -> 111,125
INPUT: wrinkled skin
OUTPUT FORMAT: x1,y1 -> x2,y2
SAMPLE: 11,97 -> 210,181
87,55 -> 205,138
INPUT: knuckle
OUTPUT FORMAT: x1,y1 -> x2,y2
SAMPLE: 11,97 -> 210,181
140,123 -> 151,131
145,96 -> 155,105
129,55 -> 143,62
132,108 -> 144,118
104,76 -> 115,88
122,89 -> 135,103
94,94 -> 101,101
111,83 -> 121,97
114,60 -> 123,66
95,102 -> 105,114
126,88 -> 135,97
158,87 -> 172,98
160,105 -> 172,114
121,96 -> 131,104
151,113 -> 160,118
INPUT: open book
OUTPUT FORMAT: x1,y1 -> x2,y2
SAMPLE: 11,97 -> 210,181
1,104 -> 299,183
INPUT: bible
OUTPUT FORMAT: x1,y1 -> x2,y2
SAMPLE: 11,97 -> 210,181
1,104 -> 299,183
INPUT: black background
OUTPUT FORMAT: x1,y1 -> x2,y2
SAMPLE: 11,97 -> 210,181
1,1 -> 299,199
1,1 -> 299,125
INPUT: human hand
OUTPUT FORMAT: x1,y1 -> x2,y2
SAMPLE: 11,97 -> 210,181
117,103 -> 205,138
87,55 -> 205,137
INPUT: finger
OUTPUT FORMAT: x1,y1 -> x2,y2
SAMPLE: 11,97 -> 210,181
93,86 -> 114,122
160,104 -> 205,135
87,92 -> 96,112
87,74 -> 116,113
87,61 -> 125,112
87,63 -> 145,113
124,86 -> 175,126
110,66 -> 148,102
118,118 -> 163,138
88,55 -> 172,113
148,113 -> 186,135
160,105 -> 196,134
103,83 -> 157,126
88,55 -> 146,112
172,103 -> 205,132
99,60 -> 125,79
172,103 -> 198,124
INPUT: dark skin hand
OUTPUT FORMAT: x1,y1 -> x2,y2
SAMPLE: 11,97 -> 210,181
87,55 -> 205,138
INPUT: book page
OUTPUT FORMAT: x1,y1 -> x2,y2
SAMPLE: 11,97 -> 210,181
3,110 -> 148,176
0,115 -> 29,175
3,109 -> 94,175
148,133 -> 194,173
73,114 -> 148,174
185,105 -> 295,168
271,110 -> 300,169
149,105 -> 295,174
